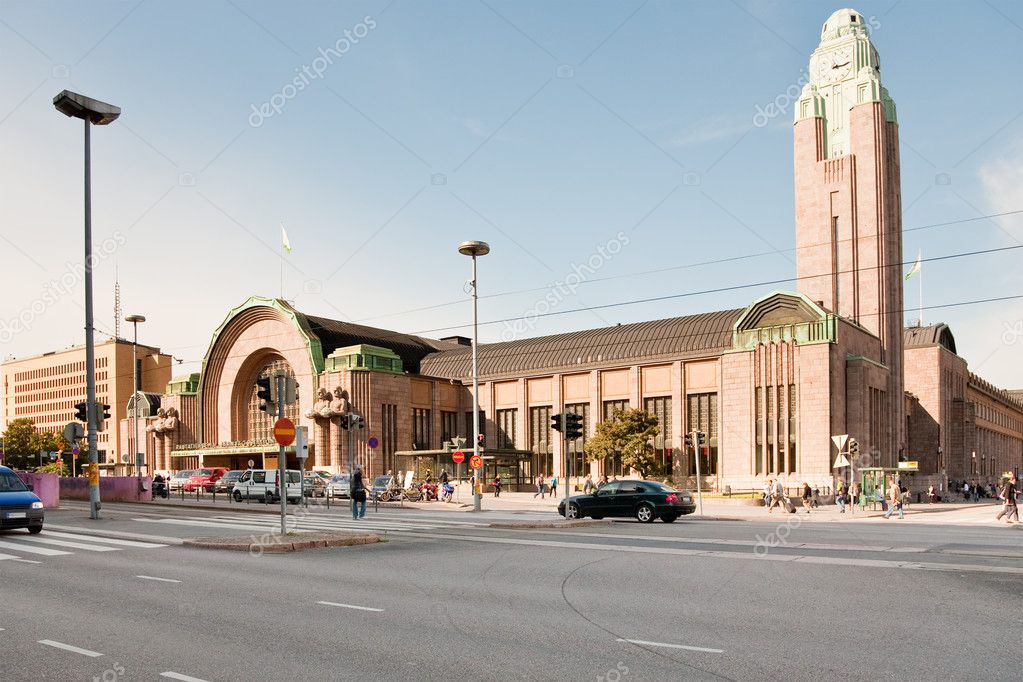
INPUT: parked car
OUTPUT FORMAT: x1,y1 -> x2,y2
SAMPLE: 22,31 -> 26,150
183,467 -> 229,492
213,470 -> 245,494
326,474 -> 351,499
168,470 -> 194,491
303,472 -> 327,497
231,469 -> 302,503
0,465 -> 44,534
558,480 -> 696,523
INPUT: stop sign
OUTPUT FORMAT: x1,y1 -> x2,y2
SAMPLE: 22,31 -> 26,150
273,418 -> 296,446
452,451 -> 465,464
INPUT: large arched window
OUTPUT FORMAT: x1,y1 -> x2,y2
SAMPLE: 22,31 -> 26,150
246,359 -> 301,442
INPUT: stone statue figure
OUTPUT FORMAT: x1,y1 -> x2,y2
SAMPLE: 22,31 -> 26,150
161,407 -> 179,432
305,388 -> 331,419
329,387 -> 349,416
147,408 -> 166,433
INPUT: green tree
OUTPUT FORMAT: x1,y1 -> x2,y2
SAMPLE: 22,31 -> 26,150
584,408 -> 664,479
1,418 -> 39,470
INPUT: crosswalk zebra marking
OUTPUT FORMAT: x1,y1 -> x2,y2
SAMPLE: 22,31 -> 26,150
12,536 -> 121,552
0,539 -> 70,556
0,530 -> 169,564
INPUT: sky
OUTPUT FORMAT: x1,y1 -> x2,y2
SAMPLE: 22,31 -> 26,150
1,0 -> 1022,387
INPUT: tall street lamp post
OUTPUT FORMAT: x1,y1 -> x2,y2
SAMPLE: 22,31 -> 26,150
458,240 -> 490,513
53,90 -> 121,520
126,314 -> 146,493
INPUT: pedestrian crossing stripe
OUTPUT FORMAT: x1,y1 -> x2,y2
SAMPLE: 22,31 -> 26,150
0,531 -> 166,562
131,513 -> 478,535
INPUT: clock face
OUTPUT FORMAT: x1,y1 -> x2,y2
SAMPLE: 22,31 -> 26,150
815,47 -> 854,83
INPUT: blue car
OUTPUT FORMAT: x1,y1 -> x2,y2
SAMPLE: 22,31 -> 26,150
0,465 -> 45,534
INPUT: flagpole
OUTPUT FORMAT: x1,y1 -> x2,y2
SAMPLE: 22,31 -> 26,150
280,240 -> 284,301
918,248 -> 923,326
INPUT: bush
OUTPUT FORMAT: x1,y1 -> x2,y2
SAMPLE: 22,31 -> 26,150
35,462 -> 69,476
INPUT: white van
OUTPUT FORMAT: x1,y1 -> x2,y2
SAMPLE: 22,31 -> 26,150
231,469 -> 303,503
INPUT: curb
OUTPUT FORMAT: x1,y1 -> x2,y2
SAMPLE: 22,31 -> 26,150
183,532 -> 380,553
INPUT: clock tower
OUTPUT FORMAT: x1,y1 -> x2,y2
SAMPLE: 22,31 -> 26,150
793,8 -> 905,463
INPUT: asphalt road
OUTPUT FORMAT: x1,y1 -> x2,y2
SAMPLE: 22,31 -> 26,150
2,502 -> 1021,681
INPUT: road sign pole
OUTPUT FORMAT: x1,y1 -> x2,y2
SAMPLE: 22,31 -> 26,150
276,374 -> 286,536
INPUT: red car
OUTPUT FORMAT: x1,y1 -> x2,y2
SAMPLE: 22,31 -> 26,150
182,467 -> 229,492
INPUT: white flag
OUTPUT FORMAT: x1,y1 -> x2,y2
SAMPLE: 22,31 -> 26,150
280,223 -> 292,253
905,251 -> 921,280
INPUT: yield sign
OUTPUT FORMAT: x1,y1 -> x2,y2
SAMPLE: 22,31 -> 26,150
831,434 -> 849,451
833,454 -> 851,469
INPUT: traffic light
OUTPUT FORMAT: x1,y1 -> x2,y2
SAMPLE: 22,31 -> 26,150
283,376 -> 298,405
684,432 -> 693,449
564,412 -> 583,441
551,413 -> 563,433
477,433 -> 486,450
339,414 -> 350,430
256,377 -> 273,414
74,402 -> 88,423
96,404 -> 111,432
350,414 -> 364,430
697,431 -> 707,446
848,438 -> 859,456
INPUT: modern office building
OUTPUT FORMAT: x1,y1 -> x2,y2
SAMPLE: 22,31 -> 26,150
1,338 -> 173,467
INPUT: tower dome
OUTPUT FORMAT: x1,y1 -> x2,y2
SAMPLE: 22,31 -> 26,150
821,8 -> 869,42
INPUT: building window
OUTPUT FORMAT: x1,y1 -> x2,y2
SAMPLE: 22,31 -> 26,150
529,405 -> 553,478
441,411 -> 457,446
380,403 -> 398,470
464,410 -> 485,442
496,409 -> 517,450
687,392 -> 718,475
644,396 -> 673,476
602,400 -> 629,477
412,408 -> 431,450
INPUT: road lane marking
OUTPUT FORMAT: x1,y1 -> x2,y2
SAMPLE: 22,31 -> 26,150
0,540 -> 69,556
317,601 -> 384,612
160,673 -> 210,682
12,557 -> 43,564
617,638 -> 724,653
137,575 -> 182,583
41,531 -> 167,548
38,639 -> 103,657
405,531 -> 1023,575
0,552 -> 21,561
13,536 -> 120,552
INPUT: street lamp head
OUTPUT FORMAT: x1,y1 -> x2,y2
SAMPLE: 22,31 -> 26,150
125,314 -> 146,324
53,90 -> 121,125
457,240 -> 490,257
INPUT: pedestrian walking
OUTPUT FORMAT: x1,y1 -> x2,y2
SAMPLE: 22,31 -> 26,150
801,482 -> 813,513
596,474 -> 608,488
583,474 -> 596,494
836,482 -> 848,513
883,477 -> 904,520
491,474 -> 502,497
550,476 -> 558,498
995,477 -> 1018,523
762,480 -> 773,507
350,466 -> 367,519
534,474 -> 546,499
811,485 -> 821,509
767,478 -> 787,513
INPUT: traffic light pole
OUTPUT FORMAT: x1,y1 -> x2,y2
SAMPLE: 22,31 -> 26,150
691,430 -> 704,516
276,373 -> 287,536
82,118 -> 101,521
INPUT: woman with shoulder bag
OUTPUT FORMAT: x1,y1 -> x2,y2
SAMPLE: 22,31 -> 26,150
351,466 -> 367,519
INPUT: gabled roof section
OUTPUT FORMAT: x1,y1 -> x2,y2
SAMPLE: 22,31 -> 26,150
419,309 -> 743,381
734,291 -> 827,331
303,314 -> 460,374
904,323 -> 957,354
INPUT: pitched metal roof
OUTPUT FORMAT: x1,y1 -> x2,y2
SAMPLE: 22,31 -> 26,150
904,323 -> 957,354
303,314 -> 460,374
419,309 -> 744,381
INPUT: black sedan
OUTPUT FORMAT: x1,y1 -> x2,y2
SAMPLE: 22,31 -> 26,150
558,480 -> 696,523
